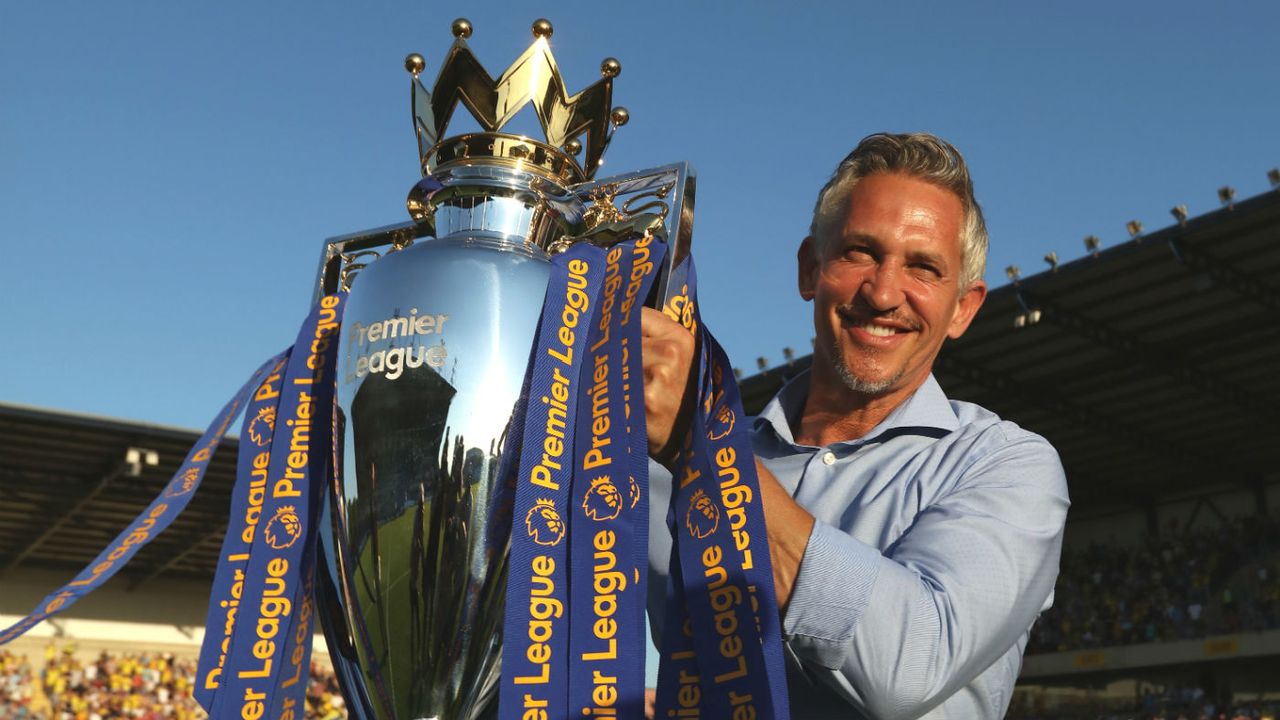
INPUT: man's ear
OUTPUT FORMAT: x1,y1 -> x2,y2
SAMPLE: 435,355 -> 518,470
798,236 -> 819,301
947,280 -> 988,339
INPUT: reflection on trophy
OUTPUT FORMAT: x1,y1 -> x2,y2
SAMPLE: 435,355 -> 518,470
312,18 -> 694,720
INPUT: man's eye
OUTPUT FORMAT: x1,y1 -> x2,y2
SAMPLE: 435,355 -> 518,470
911,263 -> 941,277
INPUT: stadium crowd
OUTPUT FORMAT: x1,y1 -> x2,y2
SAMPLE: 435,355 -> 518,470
1031,512 -> 1280,654
2,649 -> 38,718
0,646 -> 347,719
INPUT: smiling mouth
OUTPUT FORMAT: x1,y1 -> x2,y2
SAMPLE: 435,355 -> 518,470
859,323 -> 900,337
838,305 -> 917,337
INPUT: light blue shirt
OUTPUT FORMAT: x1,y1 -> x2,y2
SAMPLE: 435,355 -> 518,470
648,373 -> 1069,719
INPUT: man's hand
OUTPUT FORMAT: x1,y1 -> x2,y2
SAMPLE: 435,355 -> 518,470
640,308 -> 813,611
640,307 -> 696,466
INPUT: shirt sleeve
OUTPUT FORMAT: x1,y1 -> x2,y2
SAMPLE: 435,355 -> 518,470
781,430 -> 1070,720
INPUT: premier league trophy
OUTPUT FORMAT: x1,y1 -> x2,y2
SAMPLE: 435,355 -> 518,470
311,19 -> 694,720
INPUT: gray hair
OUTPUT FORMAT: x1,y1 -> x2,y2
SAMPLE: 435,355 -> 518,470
810,132 -> 988,289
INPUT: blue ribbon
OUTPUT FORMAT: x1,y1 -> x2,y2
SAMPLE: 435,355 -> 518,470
654,260 -> 791,720
0,351 -> 286,648
196,352 -> 291,707
499,241 -> 607,718
208,292 -> 345,719
621,239 -> 658,670
565,237 -> 667,718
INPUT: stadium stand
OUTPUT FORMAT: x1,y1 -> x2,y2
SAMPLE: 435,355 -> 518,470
0,645 -> 346,719
1031,513 -> 1280,653
1,185 -> 1278,717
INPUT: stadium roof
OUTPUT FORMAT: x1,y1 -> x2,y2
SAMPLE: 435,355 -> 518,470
0,404 -> 240,584
2,186 -> 1278,584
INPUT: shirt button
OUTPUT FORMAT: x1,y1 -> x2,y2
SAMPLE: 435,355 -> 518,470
821,451 -> 836,465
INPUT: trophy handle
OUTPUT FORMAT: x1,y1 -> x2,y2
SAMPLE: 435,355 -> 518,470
567,161 -> 696,311
311,221 -> 427,300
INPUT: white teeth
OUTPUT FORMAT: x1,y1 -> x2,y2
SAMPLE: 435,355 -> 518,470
861,324 -> 897,337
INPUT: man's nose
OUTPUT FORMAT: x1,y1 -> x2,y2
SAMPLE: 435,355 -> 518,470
859,261 -> 905,311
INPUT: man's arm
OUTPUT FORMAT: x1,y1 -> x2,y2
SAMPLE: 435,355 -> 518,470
754,458 -> 813,611
778,438 -> 1068,719
752,442 -> 1067,720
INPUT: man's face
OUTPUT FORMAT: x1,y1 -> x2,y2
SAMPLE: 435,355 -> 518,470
799,172 -> 987,402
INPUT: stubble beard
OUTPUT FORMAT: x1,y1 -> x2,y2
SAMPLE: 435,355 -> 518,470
828,338 -> 903,396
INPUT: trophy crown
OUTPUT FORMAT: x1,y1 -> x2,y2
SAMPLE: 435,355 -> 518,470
407,18 -> 628,184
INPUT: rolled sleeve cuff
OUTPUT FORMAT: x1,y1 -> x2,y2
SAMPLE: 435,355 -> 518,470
782,520 -> 882,668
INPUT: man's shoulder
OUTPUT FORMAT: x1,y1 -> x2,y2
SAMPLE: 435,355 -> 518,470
942,397 -> 1067,490
947,396 -> 1050,444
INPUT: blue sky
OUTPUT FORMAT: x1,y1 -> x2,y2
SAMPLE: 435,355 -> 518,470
3,1 -> 1277,428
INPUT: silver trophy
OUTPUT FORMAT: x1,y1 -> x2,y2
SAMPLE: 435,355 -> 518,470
312,19 -> 694,720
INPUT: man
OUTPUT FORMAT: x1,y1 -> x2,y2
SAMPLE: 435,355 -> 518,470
642,133 -> 1069,719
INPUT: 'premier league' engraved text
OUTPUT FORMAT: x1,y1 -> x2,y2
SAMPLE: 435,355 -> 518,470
344,308 -> 449,382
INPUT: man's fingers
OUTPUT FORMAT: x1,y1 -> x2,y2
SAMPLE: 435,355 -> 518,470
640,306 -> 684,339
640,307 -> 695,357
640,306 -> 665,336
638,307 -> 697,463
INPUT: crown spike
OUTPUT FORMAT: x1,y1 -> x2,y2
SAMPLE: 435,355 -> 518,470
409,18 -> 622,181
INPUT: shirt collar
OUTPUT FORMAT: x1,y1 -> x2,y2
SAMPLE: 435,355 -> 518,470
754,369 -> 959,448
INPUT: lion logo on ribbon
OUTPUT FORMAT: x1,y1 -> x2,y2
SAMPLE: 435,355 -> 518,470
582,476 -> 623,522
525,499 -> 564,547
628,475 -> 640,509
247,406 -> 276,447
164,466 -> 201,498
662,283 -> 698,334
707,404 -> 735,441
685,489 -> 719,539
264,505 -> 303,550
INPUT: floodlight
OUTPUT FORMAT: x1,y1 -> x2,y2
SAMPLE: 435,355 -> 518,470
1218,186 -> 1235,209
1268,169 -> 1279,189
1005,265 -> 1021,281
1015,309 -> 1043,329
1171,205 -> 1188,226
756,356 -> 768,370
124,447 -> 159,478
1084,235 -> 1101,257
1126,220 -> 1143,238
782,347 -> 795,361
1044,252 -> 1058,271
